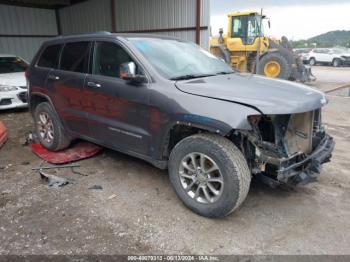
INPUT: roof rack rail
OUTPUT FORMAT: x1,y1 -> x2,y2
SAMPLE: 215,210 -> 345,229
56,31 -> 111,38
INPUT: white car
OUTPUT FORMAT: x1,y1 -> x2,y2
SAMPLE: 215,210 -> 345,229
305,48 -> 350,67
0,54 -> 28,110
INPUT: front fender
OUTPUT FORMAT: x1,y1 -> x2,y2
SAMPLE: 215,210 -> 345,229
149,85 -> 260,160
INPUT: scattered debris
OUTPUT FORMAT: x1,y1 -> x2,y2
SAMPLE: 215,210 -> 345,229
21,131 -> 35,146
325,83 -> 350,94
0,120 -> 8,148
1,190 -> 12,195
107,194 -> 117,200
32,163 -> 80,171
31,141 -> 102,164
88,185 -> 103,190
71,167 -> 87,176
39,170 -> 71,187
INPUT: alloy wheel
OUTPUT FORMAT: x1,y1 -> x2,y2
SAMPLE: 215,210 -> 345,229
178,152 -> 224,204
37,112 -> 54,144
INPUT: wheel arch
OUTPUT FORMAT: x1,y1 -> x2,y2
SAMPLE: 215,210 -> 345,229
309,57 -> 316,62
30,92 -> 67,131
30,93 -> 51,113
332,57 -> 342,66
159,117 -> 242,161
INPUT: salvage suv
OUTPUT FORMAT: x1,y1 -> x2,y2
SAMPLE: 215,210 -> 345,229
27,32 -> 334,218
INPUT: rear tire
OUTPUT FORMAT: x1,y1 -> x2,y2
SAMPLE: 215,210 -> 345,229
168,133 -> 251,218
332,58 -> 341,67
257,52 -> 292,80
34,102 -> 71,151
309,57 -> 316,66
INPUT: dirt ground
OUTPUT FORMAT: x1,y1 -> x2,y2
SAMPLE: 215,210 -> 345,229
0,66 -> 349,255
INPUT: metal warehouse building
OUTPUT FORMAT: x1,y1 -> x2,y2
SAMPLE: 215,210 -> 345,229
0,0 -> 210,61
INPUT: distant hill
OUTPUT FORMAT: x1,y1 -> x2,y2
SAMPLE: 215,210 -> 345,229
291,30 -> 350,48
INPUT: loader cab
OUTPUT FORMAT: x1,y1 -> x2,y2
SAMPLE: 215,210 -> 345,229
229,12 -> 264,45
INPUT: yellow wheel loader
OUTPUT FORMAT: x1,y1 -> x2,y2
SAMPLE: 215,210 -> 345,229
210,11 -> 315,82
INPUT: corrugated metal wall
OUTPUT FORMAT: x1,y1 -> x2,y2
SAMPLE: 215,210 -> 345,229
0,37 -> 52,62
58,0 -> 210,49
115,0 -> 210,49
0,4 -> 57,61
114,0 -> 196,31
59,0 -> 112,34
0,0 -> 210,61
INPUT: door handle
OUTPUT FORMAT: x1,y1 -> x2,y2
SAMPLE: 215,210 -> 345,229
87,81 -> 101,88
47,74 -> 60,80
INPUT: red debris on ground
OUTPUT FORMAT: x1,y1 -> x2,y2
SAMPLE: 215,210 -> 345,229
0,120 -> 7,148
31,141 -> 102,164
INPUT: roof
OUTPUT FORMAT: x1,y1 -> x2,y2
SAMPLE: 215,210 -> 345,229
227,11 -> 260,17
43,31 -> 185,45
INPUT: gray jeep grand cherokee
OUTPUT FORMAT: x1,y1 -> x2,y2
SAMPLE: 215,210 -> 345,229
27,32 -> 334,218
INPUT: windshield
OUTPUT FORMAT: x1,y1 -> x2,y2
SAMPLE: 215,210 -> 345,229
128,38 -> 234,80
0,57 -> 28,74
232,14 -> 263,45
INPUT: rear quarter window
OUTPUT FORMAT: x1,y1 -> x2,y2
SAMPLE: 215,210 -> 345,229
37,44 -> 62,68
60,42 -> 90,73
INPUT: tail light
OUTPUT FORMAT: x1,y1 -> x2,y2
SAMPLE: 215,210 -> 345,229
25,68 -> 30,79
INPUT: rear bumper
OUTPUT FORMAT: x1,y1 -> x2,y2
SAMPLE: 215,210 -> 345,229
277,134 -> 335,185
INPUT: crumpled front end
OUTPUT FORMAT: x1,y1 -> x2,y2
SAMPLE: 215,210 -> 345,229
240,109 -> 335,187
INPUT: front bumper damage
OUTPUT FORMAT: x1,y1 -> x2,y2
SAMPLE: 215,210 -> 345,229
256,134 -> 334,187
277,135 -> 334,185
242,110 -> 335,187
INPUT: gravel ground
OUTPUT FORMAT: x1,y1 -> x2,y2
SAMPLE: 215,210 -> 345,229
0,66 -> 349,255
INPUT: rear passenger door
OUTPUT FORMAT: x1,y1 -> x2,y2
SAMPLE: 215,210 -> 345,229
84,41 -> 151,155
30,44 -> 62,104
48,41 -> 92,136
316,49 -> 328,63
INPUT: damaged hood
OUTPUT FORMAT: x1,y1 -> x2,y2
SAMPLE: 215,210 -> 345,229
175,73 -> 327,115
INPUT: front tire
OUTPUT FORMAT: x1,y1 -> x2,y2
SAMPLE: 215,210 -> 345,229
332,58 -> 341,67
168,133 -> 251,218
309,57 -> 316,66
34,102 -> 71,151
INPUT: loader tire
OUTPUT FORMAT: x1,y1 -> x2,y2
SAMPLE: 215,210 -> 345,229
257,52 -> 292,80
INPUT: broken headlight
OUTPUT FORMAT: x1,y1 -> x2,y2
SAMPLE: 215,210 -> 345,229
247,115 -> 262,125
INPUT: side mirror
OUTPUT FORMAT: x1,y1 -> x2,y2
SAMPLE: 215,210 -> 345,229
120,62 -> 147,84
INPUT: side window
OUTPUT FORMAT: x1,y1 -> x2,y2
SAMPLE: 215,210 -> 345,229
37,44 -> 62,68
92,41 -> 134,78
60,42 -> 90,73
232,17 -> 244,38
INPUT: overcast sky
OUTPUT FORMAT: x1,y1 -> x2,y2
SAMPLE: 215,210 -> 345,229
210,0 -> 350,40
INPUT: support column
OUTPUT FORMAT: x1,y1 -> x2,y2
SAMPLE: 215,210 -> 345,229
195,0 -> 201,45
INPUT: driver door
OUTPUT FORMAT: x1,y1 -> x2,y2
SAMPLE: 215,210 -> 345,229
83,41 -> 151,155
